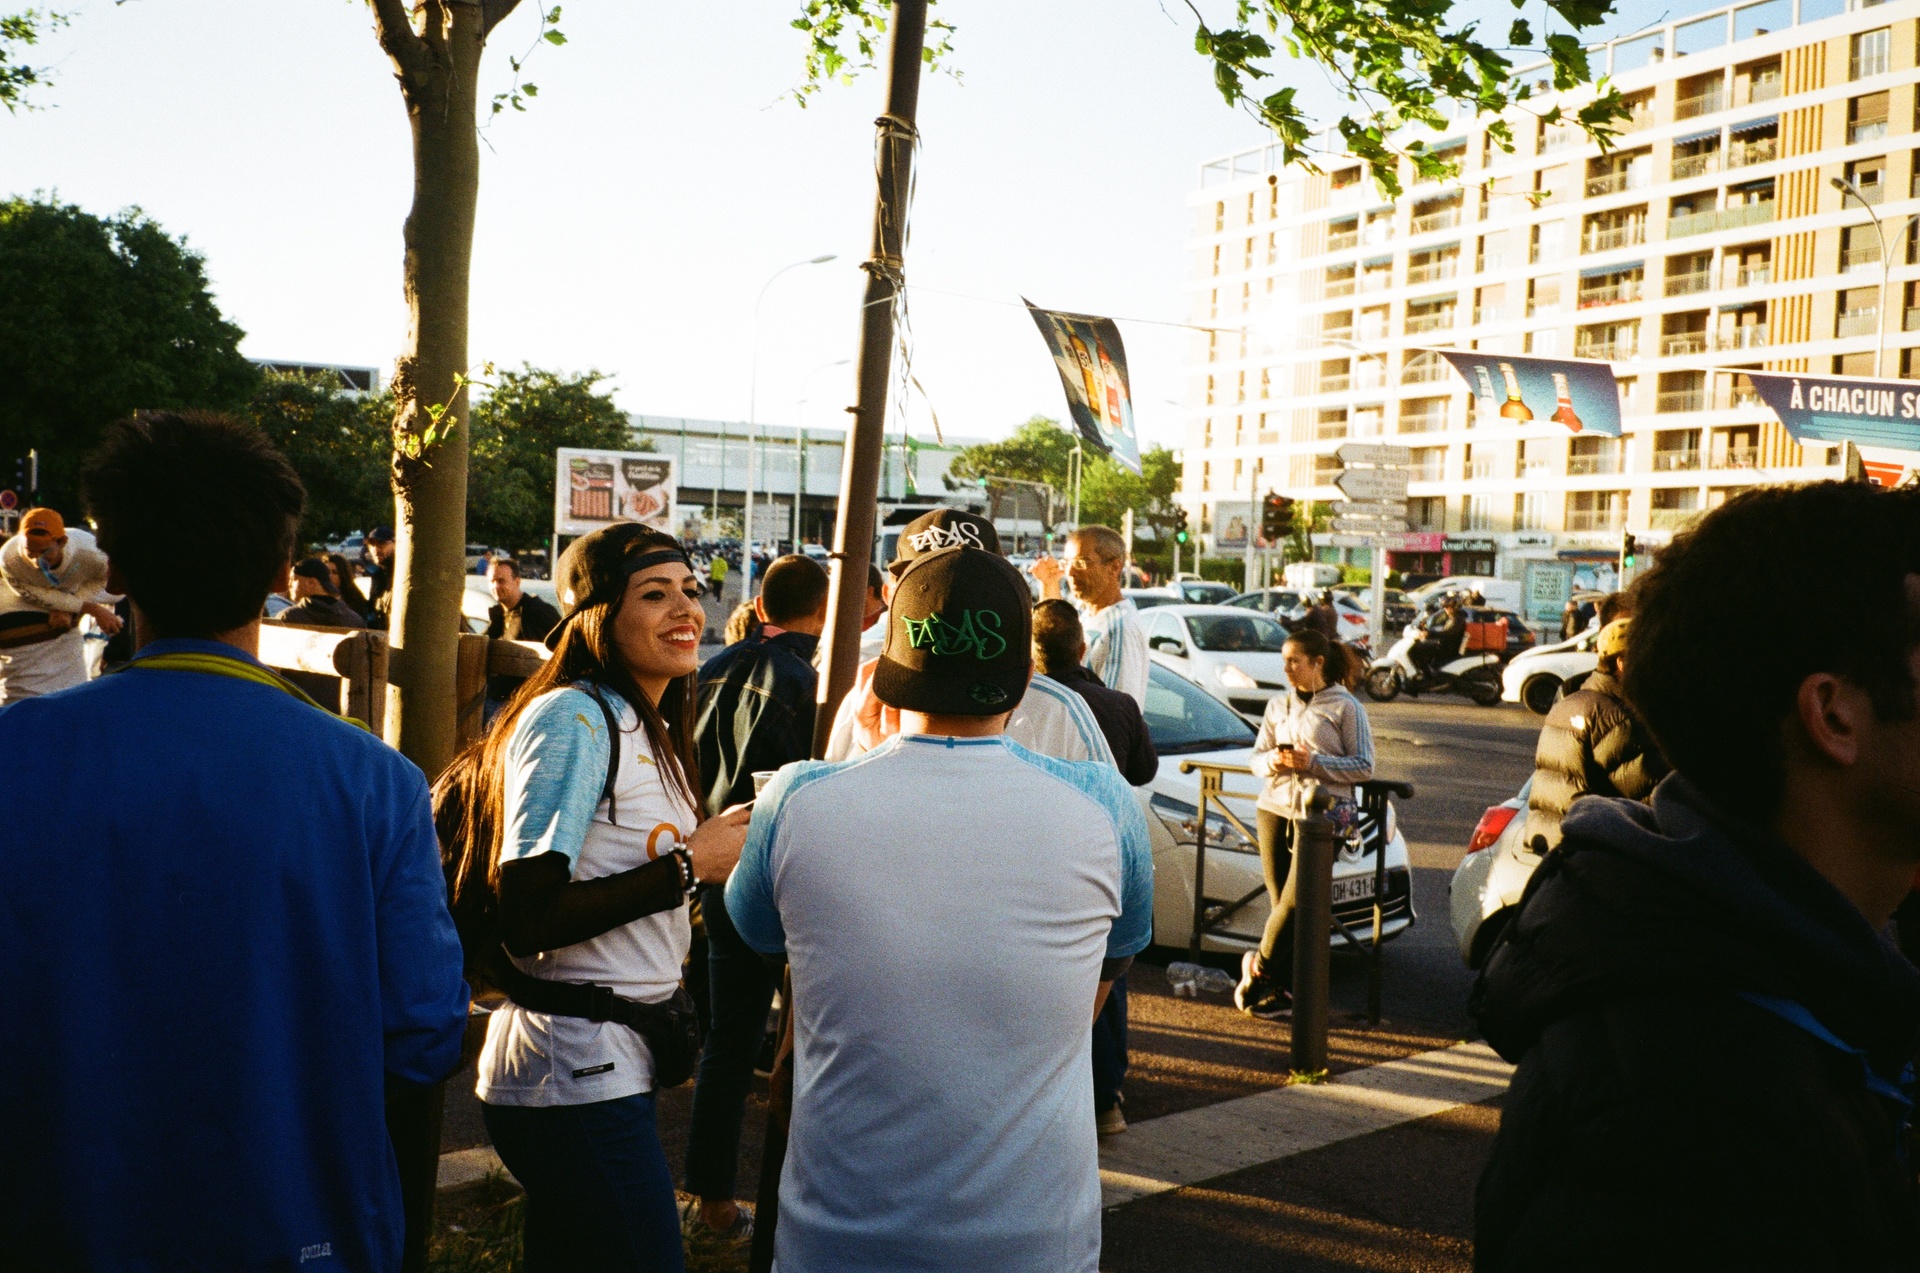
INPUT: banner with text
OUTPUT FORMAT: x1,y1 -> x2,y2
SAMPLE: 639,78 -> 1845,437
1439,351 -> 1622,438
554,448 -> 678,540
1026,300 -> 1143,474
1742,372 -> 1920,451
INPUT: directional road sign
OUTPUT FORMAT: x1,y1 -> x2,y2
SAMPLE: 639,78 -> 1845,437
1334,467 -> 1410,501
1332,500 -> 1407,518
1332,516 -> 1411,534
1335,442 -> 1413,468
1328,532 -> 1413,549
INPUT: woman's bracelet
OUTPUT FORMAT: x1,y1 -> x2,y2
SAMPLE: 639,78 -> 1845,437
669,845 -> 698,901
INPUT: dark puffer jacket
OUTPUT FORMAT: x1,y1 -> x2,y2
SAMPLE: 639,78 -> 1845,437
1520,669 -> 1666,854
1472,778 -> 1920,1272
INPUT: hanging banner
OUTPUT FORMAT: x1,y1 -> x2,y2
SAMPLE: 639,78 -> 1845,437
1742,371 -> 1920,451
554,448 -> 678,539
1024,299 -> 1143,474
1438,350 -> 1622,437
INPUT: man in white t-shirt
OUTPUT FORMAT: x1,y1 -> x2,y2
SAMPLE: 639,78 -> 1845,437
1058,524 -> 1149,708
0,508 -> 120,706
727,545 -> 1152,1273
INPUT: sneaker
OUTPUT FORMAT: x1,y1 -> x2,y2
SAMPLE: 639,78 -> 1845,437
681,1198 -> 755,1243
1232,950 -> 1263,1013
1242,983 -> 1294,1021
1096,1104 -> 1128,1136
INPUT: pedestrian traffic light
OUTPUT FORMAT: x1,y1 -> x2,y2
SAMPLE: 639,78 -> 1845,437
1173,508 -> 1190,545
1261,493 -> 1295,542
1621,532 -> 1638,570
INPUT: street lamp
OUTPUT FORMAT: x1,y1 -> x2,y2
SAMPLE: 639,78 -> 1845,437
1830,176 -> 1920,379
744,253 -> 838,598
788,358 -> 852,546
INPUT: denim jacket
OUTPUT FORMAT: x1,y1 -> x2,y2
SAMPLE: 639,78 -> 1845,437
695,630 -> 819,816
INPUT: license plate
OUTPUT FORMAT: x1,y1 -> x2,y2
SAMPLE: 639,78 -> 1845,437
1332,873 -> 1378,905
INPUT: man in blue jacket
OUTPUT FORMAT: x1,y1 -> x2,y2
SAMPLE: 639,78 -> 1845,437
0,411 -> 470,1271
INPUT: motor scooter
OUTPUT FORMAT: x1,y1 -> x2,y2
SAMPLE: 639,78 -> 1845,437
1365,621 -> 1504,706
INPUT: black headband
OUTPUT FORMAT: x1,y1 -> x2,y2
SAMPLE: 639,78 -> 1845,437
623,547 -> 693,577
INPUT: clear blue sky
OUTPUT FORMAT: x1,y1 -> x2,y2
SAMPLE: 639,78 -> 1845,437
8,0 -> 1676,451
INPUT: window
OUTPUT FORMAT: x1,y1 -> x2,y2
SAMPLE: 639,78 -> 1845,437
1653,428 -> 1702,471
1579,264 -> 1645,308
1407,496 -> 1446,531
1527,276 -> 1564,317
1315,407 -> 1349,440
1407,243 -> 1461,284
1582,205 -> 1648,253
1842,225 -> 1882,274
1410,446 -> 1447,480
1834,350 -> 1878,375
1530,220 -> 1568,264
1515,491 -> 1546,532
1460,495 -> 1494,532
1327,216 -> 1358,252
1667,251 -> 1713,296
1528,328 -> 1562,356
1850,92 -> 1890,144
1658,369 -> 1707,413
1405,295 -> 1458,333
1846,155 -> 1887,204
1475,283 -> 1508,324
1565,490 -> 1626,532
1662,310 -> 1709,356
1576,320 -> 1640,360
1410,193 -> 1463,234
1738,56 -> 1781,104
1671,133 -> 1721,181
1319,358 -> 1352,393
1331,165 -> 1363,192
1851,27 -> 1891,80
1587,147 -> 1653,196
1399,397 -> 1452,434
1676,70 -> 1727,119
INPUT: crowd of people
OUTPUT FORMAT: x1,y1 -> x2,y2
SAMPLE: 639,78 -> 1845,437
3,407 -> 1919,1271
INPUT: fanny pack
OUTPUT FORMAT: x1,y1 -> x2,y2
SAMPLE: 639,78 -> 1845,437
495,958 -> 702,1088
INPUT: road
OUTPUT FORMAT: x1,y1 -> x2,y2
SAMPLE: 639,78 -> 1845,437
438,683 -> 1547,1271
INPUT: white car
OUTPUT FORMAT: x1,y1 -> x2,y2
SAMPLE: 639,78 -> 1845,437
1143,604 -> 1292,720
1501,629 -> 1600,714
461,578 -> 561,634
1448,777 -> 1538,967
1138,663 -> 1416,952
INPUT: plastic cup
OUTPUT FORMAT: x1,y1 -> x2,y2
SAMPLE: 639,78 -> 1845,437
752,770 -> 780,797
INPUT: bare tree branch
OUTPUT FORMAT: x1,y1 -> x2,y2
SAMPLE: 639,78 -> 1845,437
368,0 -> 429,84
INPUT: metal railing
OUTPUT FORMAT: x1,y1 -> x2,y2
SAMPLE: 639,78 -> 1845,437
1465,457 -> 1496,479
1579,279 -> 1643,307
1841,246 -> 1882,272
1658,388 -> 1709,412
1318,375 -> 1352,393
1728,137 -> 1778,168
1401,359 -> 1451,384
1325,278 -> 1356,297
1662,332 -> 1709,356
1667,269 -> 1713,296
1671,151 -> 1721,181
1849,120 -> 1889,145
1566,509 -> 1627,532
1327,230 -> 1359,252
1410,207 -> 1462,234
1404,310 -> 1456,333
1837,311 -> 1881,337
1675,89 -> 1727,119
1712,445 -> 1761,469
1583,222 -> 1646,252
1399,411 -> 1450,434
1653,449 -> 1701,471
1472,305 -> 1511,324
1585,169 -> 1640,197
1567,453 -> 1624,475
1406,259 -> 1459,284
1851,179 -> 1886,205
1575,339 -> 1635,361
1717,324 -> 1770,350
1731,264 -> 1772,288
1747,76 -> 1782,103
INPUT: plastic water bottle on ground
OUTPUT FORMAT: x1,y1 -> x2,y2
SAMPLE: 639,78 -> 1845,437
1166,962 -> 1201,998
1195,966 -> 1236,996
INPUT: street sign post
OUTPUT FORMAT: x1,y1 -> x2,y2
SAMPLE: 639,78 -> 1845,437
1332,516 -> 1411,535
1332,500 -> 1405,517
1333,468 -> 1410,502
1331,451 -> 1414,650
1335,442 -> 1413,467
1328,532 -> 1412,549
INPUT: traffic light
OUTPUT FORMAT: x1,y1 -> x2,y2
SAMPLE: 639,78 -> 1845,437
1261,493 -> 1296,542
1173,507 -> 1190,545
1621,532 -> 1638,570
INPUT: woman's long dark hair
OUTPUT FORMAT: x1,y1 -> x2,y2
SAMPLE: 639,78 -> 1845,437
1284,628 -> 1364,690
437,529 -> 701,962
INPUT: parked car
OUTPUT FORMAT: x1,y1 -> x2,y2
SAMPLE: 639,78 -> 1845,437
1332,584 -> 1416,630
1223,588 -> 1306,616
1168,579 -> 1239,606
1405,575 -> 1523,614
1501,628 -> 1602,714
1138,662 -> 1416,952
1278,592 -> 1375,650
1142,604 -> 1292,719
1123,587 -> 1182,611
1448,777 -> 1536,968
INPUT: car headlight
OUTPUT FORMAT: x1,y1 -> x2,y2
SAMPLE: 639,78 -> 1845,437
1217,663 -> 1258,689
1149,793 -> 1258,854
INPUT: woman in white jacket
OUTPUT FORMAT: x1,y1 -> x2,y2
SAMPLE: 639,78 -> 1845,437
1234,628 -> 1375,1020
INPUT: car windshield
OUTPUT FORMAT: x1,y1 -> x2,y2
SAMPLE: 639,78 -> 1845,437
1184,613 -> 1288,652
1143,664 -> 1258,754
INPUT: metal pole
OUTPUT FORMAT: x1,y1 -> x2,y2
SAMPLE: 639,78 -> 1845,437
1187,779 -> 1211,964
1290,813 -> 1335,1074
1244,490 -> 1259,594
808,0 -> 927,758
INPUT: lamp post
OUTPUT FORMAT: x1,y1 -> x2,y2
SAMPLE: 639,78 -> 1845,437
1829,177 -> 1920,378
744,254 -> 837,598
789,358 -> 852,548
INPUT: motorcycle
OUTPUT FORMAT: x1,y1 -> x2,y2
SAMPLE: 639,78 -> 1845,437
1365,621 -> 1504,706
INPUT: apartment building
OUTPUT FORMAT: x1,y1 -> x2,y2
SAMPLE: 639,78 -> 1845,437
1185,0 -> 1920,620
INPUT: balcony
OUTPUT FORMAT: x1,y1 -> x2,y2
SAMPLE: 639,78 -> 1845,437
1671,202 -> 1775,239
1730,264 -> 1771,288
1653,449 -> 1701,471
1585,169 -> 1644,197
1675,89 -> 1728,120
1322,325 -> 1354,343
1410,207 -> 1462,235
1666,269 -> 1713,296
1542,127 -> 1582,152
1837,310 -> 1881,337
1658,388 -> 1709,412
1662,332 -> 1709,356
1325,279 -> 1356,298
1841,246 -> 1882,273
1579,280 -> 1643,308
1649,508 -> 1703,531
1406,260 -> 1459,284
1404,310 -> 1457,334
1906,307 -> 1920,331
1728,138 -> 1778,168
1317,375 -> 1352,393
1671,152 -> 1721,181
1726,383 -> 1764,408
1747,76 -> 1782,103
1583,223 -> 1646,253
1566,509 -> 1627,532
1852,179 -> 1886,205
1518,457 -> 1553,478
1410,459 -> 1446,480
1849,120 -> 1889,145
1567,453 -> 1623,475
1712,446 -> 1761,469
1473,305 -> 1512,324
1327,230 -> 1359,252
1399,412 -> 1450,434
1716,324 -> 1770,350
1464,457 -> 1496,479
1575,340 -> 1635,361
1401,360 -> 1451,385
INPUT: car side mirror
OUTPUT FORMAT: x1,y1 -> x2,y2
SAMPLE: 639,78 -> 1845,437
1150,636 -> 1186,656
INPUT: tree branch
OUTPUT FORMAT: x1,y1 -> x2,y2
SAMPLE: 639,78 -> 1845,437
480,0 -> 524,39
368,0 -> 429,84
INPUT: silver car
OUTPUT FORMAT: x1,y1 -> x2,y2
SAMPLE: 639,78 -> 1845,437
1143,604 -> 1294,720
1448,777 -> 1538,967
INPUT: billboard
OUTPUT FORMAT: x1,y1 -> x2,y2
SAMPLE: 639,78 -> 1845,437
1742,371 -> 1920,451
1212,501 -> 1252,552
1439,351 -> 1622,437
554,448 -> 678,540
1025,300 -> 1143,473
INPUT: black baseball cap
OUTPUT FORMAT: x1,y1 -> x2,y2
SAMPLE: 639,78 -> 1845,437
546,523 -> 693,650
367,525 -> 394,544
874,545 -> 1032,716
889,508 -> 1001,578
291,557 -> 336,594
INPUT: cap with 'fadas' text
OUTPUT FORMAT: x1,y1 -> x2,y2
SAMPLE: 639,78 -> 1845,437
874,545 -> 1032,717
888,507 -> 1001,578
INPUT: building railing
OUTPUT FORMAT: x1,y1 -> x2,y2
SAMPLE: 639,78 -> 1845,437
1837,311 -> 1881,337
1730,264 -> 1772,288
1464,458 -> 1496,479
1717,324 -> 1769,350
1318,374 -> 1352,393
1585,169 -> 1643,197
1662,332 -> 1709,356
1579,279 -> 1643,307
1406,260 -> 1459,284
1675,89 -> 1727,120
1712,445 -> 1761,469
1401,360 -> 1451,384
1672,201 -> 1774,238
1575,339 -> 1636,361
1360,271 -> 1392,291
1841,246 -> 1882,272
1404,310 -> 1456,333
1327,230 -> 1359,252
1852,179 -> 1886,205
1746,76 -> 1782,103
1659,388 -> 1709,412
1399,412 -> 1451,434
1518,458 -> 1553,478
1653,449 -> 1701,471
1649,507 -> 1703,530
1322,325 -> 1354,342
1567,453 -> 1623,475
1409,207 -> 1462,234
1671,151 -> 1721,181
1583,222 -> 1646,252
1325,278 -> 1356,297
1906,307 -> 1920,332
1666,269 -> 1713,296
1473,304 -> 1512,324
1849,120 -> 1889,145
1724,383 -> 1765,408
1728,137 -> 1778,168
1566,509 -> 1627,532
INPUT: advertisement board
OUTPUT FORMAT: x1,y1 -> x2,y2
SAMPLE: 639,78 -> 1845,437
1439,350 -> 1622,437
1025,300 -> 1143,474
1212,501 -> 1252,552
554,448 -> 678,540
1742,371 -> 1920,450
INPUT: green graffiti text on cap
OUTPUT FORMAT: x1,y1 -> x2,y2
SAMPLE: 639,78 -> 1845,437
902,610 -> 1007,661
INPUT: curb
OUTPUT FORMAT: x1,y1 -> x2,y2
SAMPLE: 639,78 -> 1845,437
437,1145 -> 507,1193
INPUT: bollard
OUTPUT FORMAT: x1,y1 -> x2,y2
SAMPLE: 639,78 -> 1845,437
1290,811 -> 1336,1075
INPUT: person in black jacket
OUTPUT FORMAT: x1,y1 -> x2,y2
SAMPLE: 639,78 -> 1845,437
683,553 -> 828,1242
1472,480 -> 1920,1271
1520,617 -> 1667,854
1031,598 -> 1159,1137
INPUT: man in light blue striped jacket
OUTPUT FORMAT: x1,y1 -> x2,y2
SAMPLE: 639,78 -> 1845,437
1064,525 -> 1148,709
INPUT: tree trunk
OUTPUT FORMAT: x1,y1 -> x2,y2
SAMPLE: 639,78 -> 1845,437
372,1 -> 512,777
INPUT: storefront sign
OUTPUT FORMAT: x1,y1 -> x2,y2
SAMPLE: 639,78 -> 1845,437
1444,536 -> 1497,552
1503,532 -> 1556,550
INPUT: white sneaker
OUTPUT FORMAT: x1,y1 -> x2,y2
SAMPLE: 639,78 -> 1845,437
1096,1105 -> 1128,1136
1233,950 -> 1262,1013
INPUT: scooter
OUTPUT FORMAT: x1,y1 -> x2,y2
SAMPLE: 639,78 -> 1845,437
1365,622 -> 1504,706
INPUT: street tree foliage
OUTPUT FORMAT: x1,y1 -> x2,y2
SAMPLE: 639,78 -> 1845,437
0,9 -> 65,113
791,0 -> 1624,198
948,415 -> 1180,545
246,373 -> 393,548
467,365 -> 636,554
0,198 -> 259,512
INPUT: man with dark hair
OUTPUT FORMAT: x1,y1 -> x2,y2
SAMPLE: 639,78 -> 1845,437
1032,597 -> 1158,1137
1474,480 -> 1920,1269
277,556 -> 368,630
683,551 -> 829,1240
365,524 -> 396,629
0,412 -> 469,1271
483,556 -> 561,705
728,545 -> 1152,1271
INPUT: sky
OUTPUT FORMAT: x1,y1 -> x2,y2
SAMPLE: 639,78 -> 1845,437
6,0 -> 1679,452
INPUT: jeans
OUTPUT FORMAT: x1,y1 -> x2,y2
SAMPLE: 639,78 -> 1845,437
1255,809 -> 1298,987
482,1092 -> 685,1273
683,882 -> 777,1203
1091,973 -> 1128,1114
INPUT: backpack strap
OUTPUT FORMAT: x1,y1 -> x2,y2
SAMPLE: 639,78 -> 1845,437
1736,990 -> 1915,1160
578,682 -> 624,827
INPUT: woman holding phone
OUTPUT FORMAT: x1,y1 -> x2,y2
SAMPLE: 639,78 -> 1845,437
443,523 -> 749,1271
1234,629 -> 1375,1020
